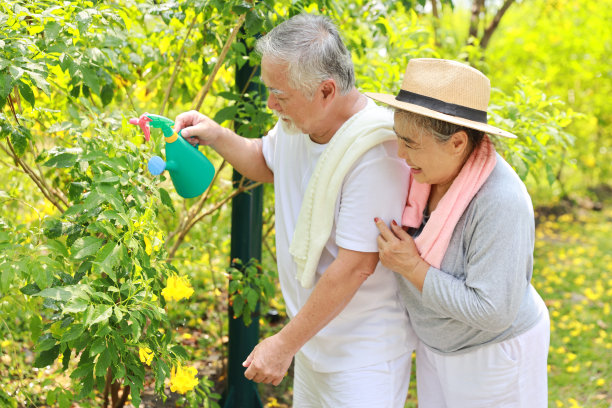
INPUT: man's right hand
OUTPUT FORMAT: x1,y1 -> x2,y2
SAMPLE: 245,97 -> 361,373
173,110 -> 274,183
173,110 -> 225,147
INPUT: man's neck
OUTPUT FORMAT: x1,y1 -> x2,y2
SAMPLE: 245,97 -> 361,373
309,89 -> 367,144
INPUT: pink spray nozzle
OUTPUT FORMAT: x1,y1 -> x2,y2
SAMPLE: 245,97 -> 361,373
129,113 -> 153,142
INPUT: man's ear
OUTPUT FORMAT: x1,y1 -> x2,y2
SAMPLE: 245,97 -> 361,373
319,79 -> 336,102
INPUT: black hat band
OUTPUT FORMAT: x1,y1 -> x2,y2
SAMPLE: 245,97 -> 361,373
395,89 -> 488,124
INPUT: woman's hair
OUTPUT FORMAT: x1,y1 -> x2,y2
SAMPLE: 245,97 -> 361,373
395,110 -> 485,148
255,14 -> 355,98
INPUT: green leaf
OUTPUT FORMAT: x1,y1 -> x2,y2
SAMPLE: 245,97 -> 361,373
70,362 -> 94,380
20,283 -> 41,295
63,298 -> 88,313
18,81 -> 35,107
78,372 -> 94,398
213,105 -> 238,124
82,191 -> 104,212
43,218 -> 63,239
33,287 -> 72,301
113,306 -> 124,322
88,305 -> 113,326
36,336 -> 58,352
95,241 -> 122,281
31,265 -> 51,289
34,344 -> 60,368
71,236 -> 104,260
44,153 -> 77,168
170,345 -> 189,359
246,287 -> 259,307
80,66 -> 99,95
30,314 -> 42,343
159,188 -> 175,213
89,337 -> 106,357
245,9 -> 264,36
100,83 -> 113,106
130,388 -> 141,408
8,66 -> 23,81
62,347 -> 72,372
94,349 -> 111,378
10,127 -> 28,157
58,391 -> 71,408
42,239 -> 69,258
0,71 -> 14,106
61,324 -> 85,343
233,293 -> 244,316
44,21 -> 61,41
232,2 -> 252,13
28,72 -> 50,95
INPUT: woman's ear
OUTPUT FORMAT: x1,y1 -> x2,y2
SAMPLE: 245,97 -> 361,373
451,130 -> 470,157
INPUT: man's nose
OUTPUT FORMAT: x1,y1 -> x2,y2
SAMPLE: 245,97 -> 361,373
267,94 -> 280,111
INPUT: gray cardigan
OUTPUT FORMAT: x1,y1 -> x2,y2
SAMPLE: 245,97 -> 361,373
397,154 -> 547,354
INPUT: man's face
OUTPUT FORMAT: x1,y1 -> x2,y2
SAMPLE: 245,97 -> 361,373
261,56 -> 319,135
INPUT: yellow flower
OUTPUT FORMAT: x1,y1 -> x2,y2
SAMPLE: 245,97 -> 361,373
0,340 -> 11,348
139,347 -> 154,366
161,275 -> 194,302
144,236 -> 153,255
169,364 -> 199,394
181,333 -> 192,340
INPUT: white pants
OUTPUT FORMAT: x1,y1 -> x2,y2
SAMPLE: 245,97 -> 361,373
293,351 -> 412,408
416,308 -> 550,408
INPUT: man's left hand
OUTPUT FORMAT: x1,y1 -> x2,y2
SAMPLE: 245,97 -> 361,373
243,333 -> 294,386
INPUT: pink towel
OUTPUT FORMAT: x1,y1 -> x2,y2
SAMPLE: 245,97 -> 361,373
402,135 -> 497,269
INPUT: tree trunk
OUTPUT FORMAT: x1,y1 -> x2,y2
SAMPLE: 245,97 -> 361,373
480,0 -> 515,49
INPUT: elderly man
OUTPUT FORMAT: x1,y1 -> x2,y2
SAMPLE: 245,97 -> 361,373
174,14 -> 415,407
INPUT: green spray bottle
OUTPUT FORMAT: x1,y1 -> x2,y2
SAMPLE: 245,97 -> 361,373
129,113 -> 215,199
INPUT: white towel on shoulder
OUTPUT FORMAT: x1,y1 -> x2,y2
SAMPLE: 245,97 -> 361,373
289,103 -> 395,288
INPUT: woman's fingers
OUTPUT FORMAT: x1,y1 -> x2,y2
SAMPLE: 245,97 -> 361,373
374,218 -> 403,242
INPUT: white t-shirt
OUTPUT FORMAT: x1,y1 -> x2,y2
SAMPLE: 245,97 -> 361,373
261,101 -> 417,372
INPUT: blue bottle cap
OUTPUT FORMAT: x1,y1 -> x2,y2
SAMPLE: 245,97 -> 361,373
148,156 -> 166,175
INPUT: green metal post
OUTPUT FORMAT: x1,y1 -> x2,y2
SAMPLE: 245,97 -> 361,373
222,35 -> 265,408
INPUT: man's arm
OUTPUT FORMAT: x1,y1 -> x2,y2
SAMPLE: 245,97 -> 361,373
243,248 -> 378,385
174,110 -> 273,183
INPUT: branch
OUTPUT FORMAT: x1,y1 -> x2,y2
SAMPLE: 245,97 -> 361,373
430,0 -> 441,47
165,159 -> 228,244
261,210 -> 276,263
166,177 -> 262,259
480,0 -> 515,49
159,15 -> 199,116
4,136 -> 66,213
191,13 -> 247,111
468,0 -> 484,40
3,96 -> 68,210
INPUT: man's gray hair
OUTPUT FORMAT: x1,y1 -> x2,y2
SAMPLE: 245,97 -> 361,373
255,14 -> 355,97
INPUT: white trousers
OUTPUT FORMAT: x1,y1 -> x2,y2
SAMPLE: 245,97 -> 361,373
293,351 -> 412,408
416,307 -> 550,408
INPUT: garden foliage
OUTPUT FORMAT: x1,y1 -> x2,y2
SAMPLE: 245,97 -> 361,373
0,0 -> 608,406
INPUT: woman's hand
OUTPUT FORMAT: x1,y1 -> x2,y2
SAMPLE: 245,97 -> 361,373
375,218 -> 429,291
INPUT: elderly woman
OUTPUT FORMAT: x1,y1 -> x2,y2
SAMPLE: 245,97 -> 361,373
368,58 -> 550,408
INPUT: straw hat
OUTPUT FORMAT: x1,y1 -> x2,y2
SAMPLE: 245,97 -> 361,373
366,58 -> 516,138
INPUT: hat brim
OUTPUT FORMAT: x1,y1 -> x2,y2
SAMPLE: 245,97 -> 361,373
365,92 -> 517,139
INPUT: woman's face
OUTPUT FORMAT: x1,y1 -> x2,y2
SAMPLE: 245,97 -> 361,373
394,113 -> 468,190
